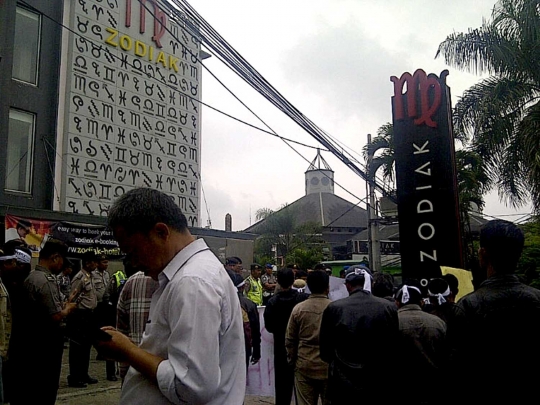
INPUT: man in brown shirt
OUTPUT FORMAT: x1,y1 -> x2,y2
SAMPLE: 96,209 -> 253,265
286,270 -> 331,405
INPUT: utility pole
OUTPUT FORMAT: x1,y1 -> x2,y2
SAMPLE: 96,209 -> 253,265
366,134 -> 381,272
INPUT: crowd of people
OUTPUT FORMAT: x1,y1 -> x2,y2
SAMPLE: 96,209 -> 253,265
233,219 -> 540,405
0,187 -> 538,405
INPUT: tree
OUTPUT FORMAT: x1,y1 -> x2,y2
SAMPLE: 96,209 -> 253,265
253,204 -> 326,266
518,216 -> 540,288
365,123 -> 490,268
255,207 -> 275,221
363,123 -> 396,192
364,123 -> 489,214
436,0 -> 540,212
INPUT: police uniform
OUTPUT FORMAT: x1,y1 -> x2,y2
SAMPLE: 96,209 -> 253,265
67,269 -> 97,385
245,275 -> 263,306
92,269 -> 110,303
9,265 -> 65,405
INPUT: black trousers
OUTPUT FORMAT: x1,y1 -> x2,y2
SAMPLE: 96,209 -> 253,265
10,333 -> 64,405
67,309 -> 95,381
95,302 -> 117,377
274,346 -> 294,405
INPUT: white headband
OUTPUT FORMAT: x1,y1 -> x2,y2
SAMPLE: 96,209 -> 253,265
398,285 -> 421,304
15,249 -> 31,264
345,269 -> 372,293
428,286 -> 450,305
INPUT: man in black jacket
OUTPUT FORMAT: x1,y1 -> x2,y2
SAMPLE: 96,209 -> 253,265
320,266 -> 399,404
456,220 -> 540,403
231,273 -> 261,369
264,268 -> 308,405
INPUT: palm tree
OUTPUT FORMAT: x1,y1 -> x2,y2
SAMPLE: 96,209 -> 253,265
255,207 -> 275,221
366,123 -> 490,268
455,149 -> 492,267
455,149 -> 491,214
362,122 -> 396,192
254,204 -> 325,264
436,0 -> 540,212
365,123 -> 489,213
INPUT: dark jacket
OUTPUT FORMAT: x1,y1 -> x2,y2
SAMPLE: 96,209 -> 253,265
425,301 -> 466,356
320,289 -> 399,403
264,289 -> 308,354
238,293 -> 261,361
456,274 -> 540,403
397,304 -> 448,404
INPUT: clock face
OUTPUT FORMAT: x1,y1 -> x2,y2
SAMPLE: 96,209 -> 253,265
321,177 -> 330,186
310,177 -> 320,185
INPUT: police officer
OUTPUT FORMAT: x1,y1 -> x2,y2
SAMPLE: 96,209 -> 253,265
67,251 -> 99,387
244,264 -> 263,306
9,239 -> 77,405
93,253 -> 119,380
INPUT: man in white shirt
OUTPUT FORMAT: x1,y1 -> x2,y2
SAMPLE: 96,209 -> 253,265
96,188 -> 246,405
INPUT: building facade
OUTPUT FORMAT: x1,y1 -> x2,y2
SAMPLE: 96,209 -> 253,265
0,0 -> 208,250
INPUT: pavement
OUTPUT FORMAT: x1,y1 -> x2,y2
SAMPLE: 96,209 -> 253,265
55,345 -> 275,404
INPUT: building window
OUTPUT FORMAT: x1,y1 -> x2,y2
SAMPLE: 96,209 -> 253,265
12,5 -> 41,85
5,109 -> 35,194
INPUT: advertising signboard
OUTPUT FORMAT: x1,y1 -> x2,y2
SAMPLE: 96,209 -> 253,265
390,69 -> 463,283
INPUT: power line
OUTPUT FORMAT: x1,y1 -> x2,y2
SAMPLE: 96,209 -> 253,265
19,0 -> 341,212
21,0 -> 371,224
19,1 -> 326,154
132,0 -> 372,206
136,0 -> 373,207
161,0 -> 395,201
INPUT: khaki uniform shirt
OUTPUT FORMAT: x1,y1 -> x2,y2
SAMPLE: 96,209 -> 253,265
71,269 -> 97,310
285,293 -> 331,379
92,269 -> 110,303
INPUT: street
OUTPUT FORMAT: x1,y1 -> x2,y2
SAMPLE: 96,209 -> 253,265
55,347 -> 274,405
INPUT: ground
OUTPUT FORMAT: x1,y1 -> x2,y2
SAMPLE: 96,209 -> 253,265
54,346 -> 275,404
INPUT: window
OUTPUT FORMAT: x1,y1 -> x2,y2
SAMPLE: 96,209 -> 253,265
5,109 -> 35,193
12,5 -> 41,85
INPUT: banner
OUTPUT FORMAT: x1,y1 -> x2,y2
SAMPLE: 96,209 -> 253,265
246,306 -> 274,397
5,215 -> 121,258
4,215 -> 54,256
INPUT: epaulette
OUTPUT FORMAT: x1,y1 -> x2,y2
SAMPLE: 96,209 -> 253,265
45,274 -> 57,282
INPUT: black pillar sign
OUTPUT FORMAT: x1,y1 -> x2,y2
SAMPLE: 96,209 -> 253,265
390,69 -> 463,283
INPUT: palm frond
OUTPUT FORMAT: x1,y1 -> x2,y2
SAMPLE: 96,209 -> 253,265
453,76 -> 540,143
437,0 -> 540,80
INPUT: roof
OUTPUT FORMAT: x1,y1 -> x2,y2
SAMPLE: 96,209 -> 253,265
244,192 -> 368,233
350,211 -> 489,241
351,223 -> 400,241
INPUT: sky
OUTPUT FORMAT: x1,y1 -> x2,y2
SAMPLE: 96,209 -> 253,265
182,0 -> 533,231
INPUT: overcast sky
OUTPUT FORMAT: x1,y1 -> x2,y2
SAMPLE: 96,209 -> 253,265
185,0 -> 532,231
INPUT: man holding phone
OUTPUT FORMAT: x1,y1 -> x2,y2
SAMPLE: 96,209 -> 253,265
95,188 -> 246,405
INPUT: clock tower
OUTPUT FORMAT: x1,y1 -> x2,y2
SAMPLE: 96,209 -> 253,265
305,149 -> 334,195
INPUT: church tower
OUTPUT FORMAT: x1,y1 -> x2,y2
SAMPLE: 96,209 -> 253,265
305,149 -> 334,195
